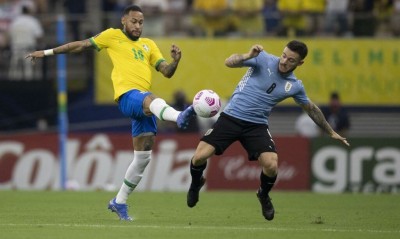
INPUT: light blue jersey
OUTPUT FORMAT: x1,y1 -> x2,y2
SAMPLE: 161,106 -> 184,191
224,51 -> 309,125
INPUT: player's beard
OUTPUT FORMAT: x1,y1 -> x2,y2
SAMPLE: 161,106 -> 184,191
278,64 -> 296,75
130,31 -> 141,40
123,26 -> 141,41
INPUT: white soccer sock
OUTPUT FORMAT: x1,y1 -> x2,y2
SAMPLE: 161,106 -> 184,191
149,98 -> 180,122
115,151 -> 152,204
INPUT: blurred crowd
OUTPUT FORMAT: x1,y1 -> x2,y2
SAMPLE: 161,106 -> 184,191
0,0 -> 397,86
104,0 -> 400,38
185,0 -> 400,38
0,0 -> 399,80
0,0 -> 399,42
106,0 -> 400,38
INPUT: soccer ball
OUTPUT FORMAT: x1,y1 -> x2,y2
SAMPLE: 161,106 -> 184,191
193,89 -> 221,118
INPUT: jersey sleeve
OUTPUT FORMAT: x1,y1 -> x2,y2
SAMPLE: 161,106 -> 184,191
148,39 -> 165,70
89,28 -> 114,51
293,80 -> 310,105
243,57 -> 257,67
243,51 -> 269,67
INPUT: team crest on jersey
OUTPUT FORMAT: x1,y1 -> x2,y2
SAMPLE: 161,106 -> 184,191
142,44 -> 149,52
285,82 -> 292,92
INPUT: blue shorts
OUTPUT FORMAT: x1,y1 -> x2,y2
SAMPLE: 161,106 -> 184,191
118,89 -> 157,137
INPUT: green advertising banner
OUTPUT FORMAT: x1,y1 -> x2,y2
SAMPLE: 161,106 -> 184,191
95,39 -> 400,106
311,138 -> 400,193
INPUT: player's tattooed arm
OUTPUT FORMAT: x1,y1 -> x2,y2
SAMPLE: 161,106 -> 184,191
158,44 -> 181,78
26,39 -> 94,61
53,39 -> 94,54
225,54 -> 245,68
302,101 -> 350,146
303,101 -> 334,135
158,60 -> 179,78
225,44 -> 263,68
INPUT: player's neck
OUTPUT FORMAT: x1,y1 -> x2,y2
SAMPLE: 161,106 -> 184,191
278,67 -> 295,77
121,29 -> 139,41
278,70 -> 291,77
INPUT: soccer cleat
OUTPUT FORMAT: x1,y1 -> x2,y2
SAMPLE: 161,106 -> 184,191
177,105 -> 196,129
187,177 -> 206,208
256,189 -> 275,221
108,198 -> 133,221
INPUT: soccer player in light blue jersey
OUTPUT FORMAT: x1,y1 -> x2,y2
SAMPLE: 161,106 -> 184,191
187,40 -> 350,221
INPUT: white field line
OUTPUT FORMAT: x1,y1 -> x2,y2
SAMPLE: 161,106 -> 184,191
0,223 -> 399,234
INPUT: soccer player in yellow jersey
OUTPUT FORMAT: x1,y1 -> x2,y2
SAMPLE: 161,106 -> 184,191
26,5 -> 196,221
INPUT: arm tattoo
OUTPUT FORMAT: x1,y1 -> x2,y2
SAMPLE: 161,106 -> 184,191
54,40 -> 92,54
160,61 -> 178,78
225,54 -> 244,67
306,103 -> 334,135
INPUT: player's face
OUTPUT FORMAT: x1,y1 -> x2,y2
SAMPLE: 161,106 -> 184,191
122,11 -> 144,39
278,47 -> 304,74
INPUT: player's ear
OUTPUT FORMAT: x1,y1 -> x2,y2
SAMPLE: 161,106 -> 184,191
121,16 -> 126,26
298,60 -> 304,66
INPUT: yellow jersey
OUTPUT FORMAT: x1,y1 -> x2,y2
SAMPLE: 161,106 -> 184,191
90,28 -> 165,101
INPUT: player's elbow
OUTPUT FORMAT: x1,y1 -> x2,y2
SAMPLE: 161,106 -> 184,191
161,69 -> 174,78
224,58 -> 234,68
225,57 -> 241,68
163,73 -> 173,78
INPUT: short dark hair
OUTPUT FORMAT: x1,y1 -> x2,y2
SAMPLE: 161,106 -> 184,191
287,40 -> 308,60
330,91 -> 340,100
22,5 -> 31,14
123,4 -> 143,15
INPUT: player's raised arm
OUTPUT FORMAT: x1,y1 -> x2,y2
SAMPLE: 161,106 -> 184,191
225,44 -> 263,68
301,100 -> 350,147
157,44 -> 181,78
25,39 -> 94,63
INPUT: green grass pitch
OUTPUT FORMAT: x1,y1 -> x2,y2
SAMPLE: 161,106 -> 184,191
0,191 -> 399,239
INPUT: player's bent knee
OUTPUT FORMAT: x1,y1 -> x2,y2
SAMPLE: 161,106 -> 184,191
259,152 -> 278,175
192,155 -> 207,166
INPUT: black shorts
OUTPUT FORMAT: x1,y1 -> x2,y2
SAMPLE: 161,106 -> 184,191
201,112 -> 277,161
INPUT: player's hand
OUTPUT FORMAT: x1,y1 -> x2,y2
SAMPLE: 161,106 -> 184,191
248,44 -> 263,58
331,132 -> 350,147
170,44 -> 181,62
25,51 -> 45,64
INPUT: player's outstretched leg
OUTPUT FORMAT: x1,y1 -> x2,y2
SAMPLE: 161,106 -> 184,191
187,177 -> 206,208
177,105 -> 196,129
108,198 -> 133,221
256,189 -> 275,220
